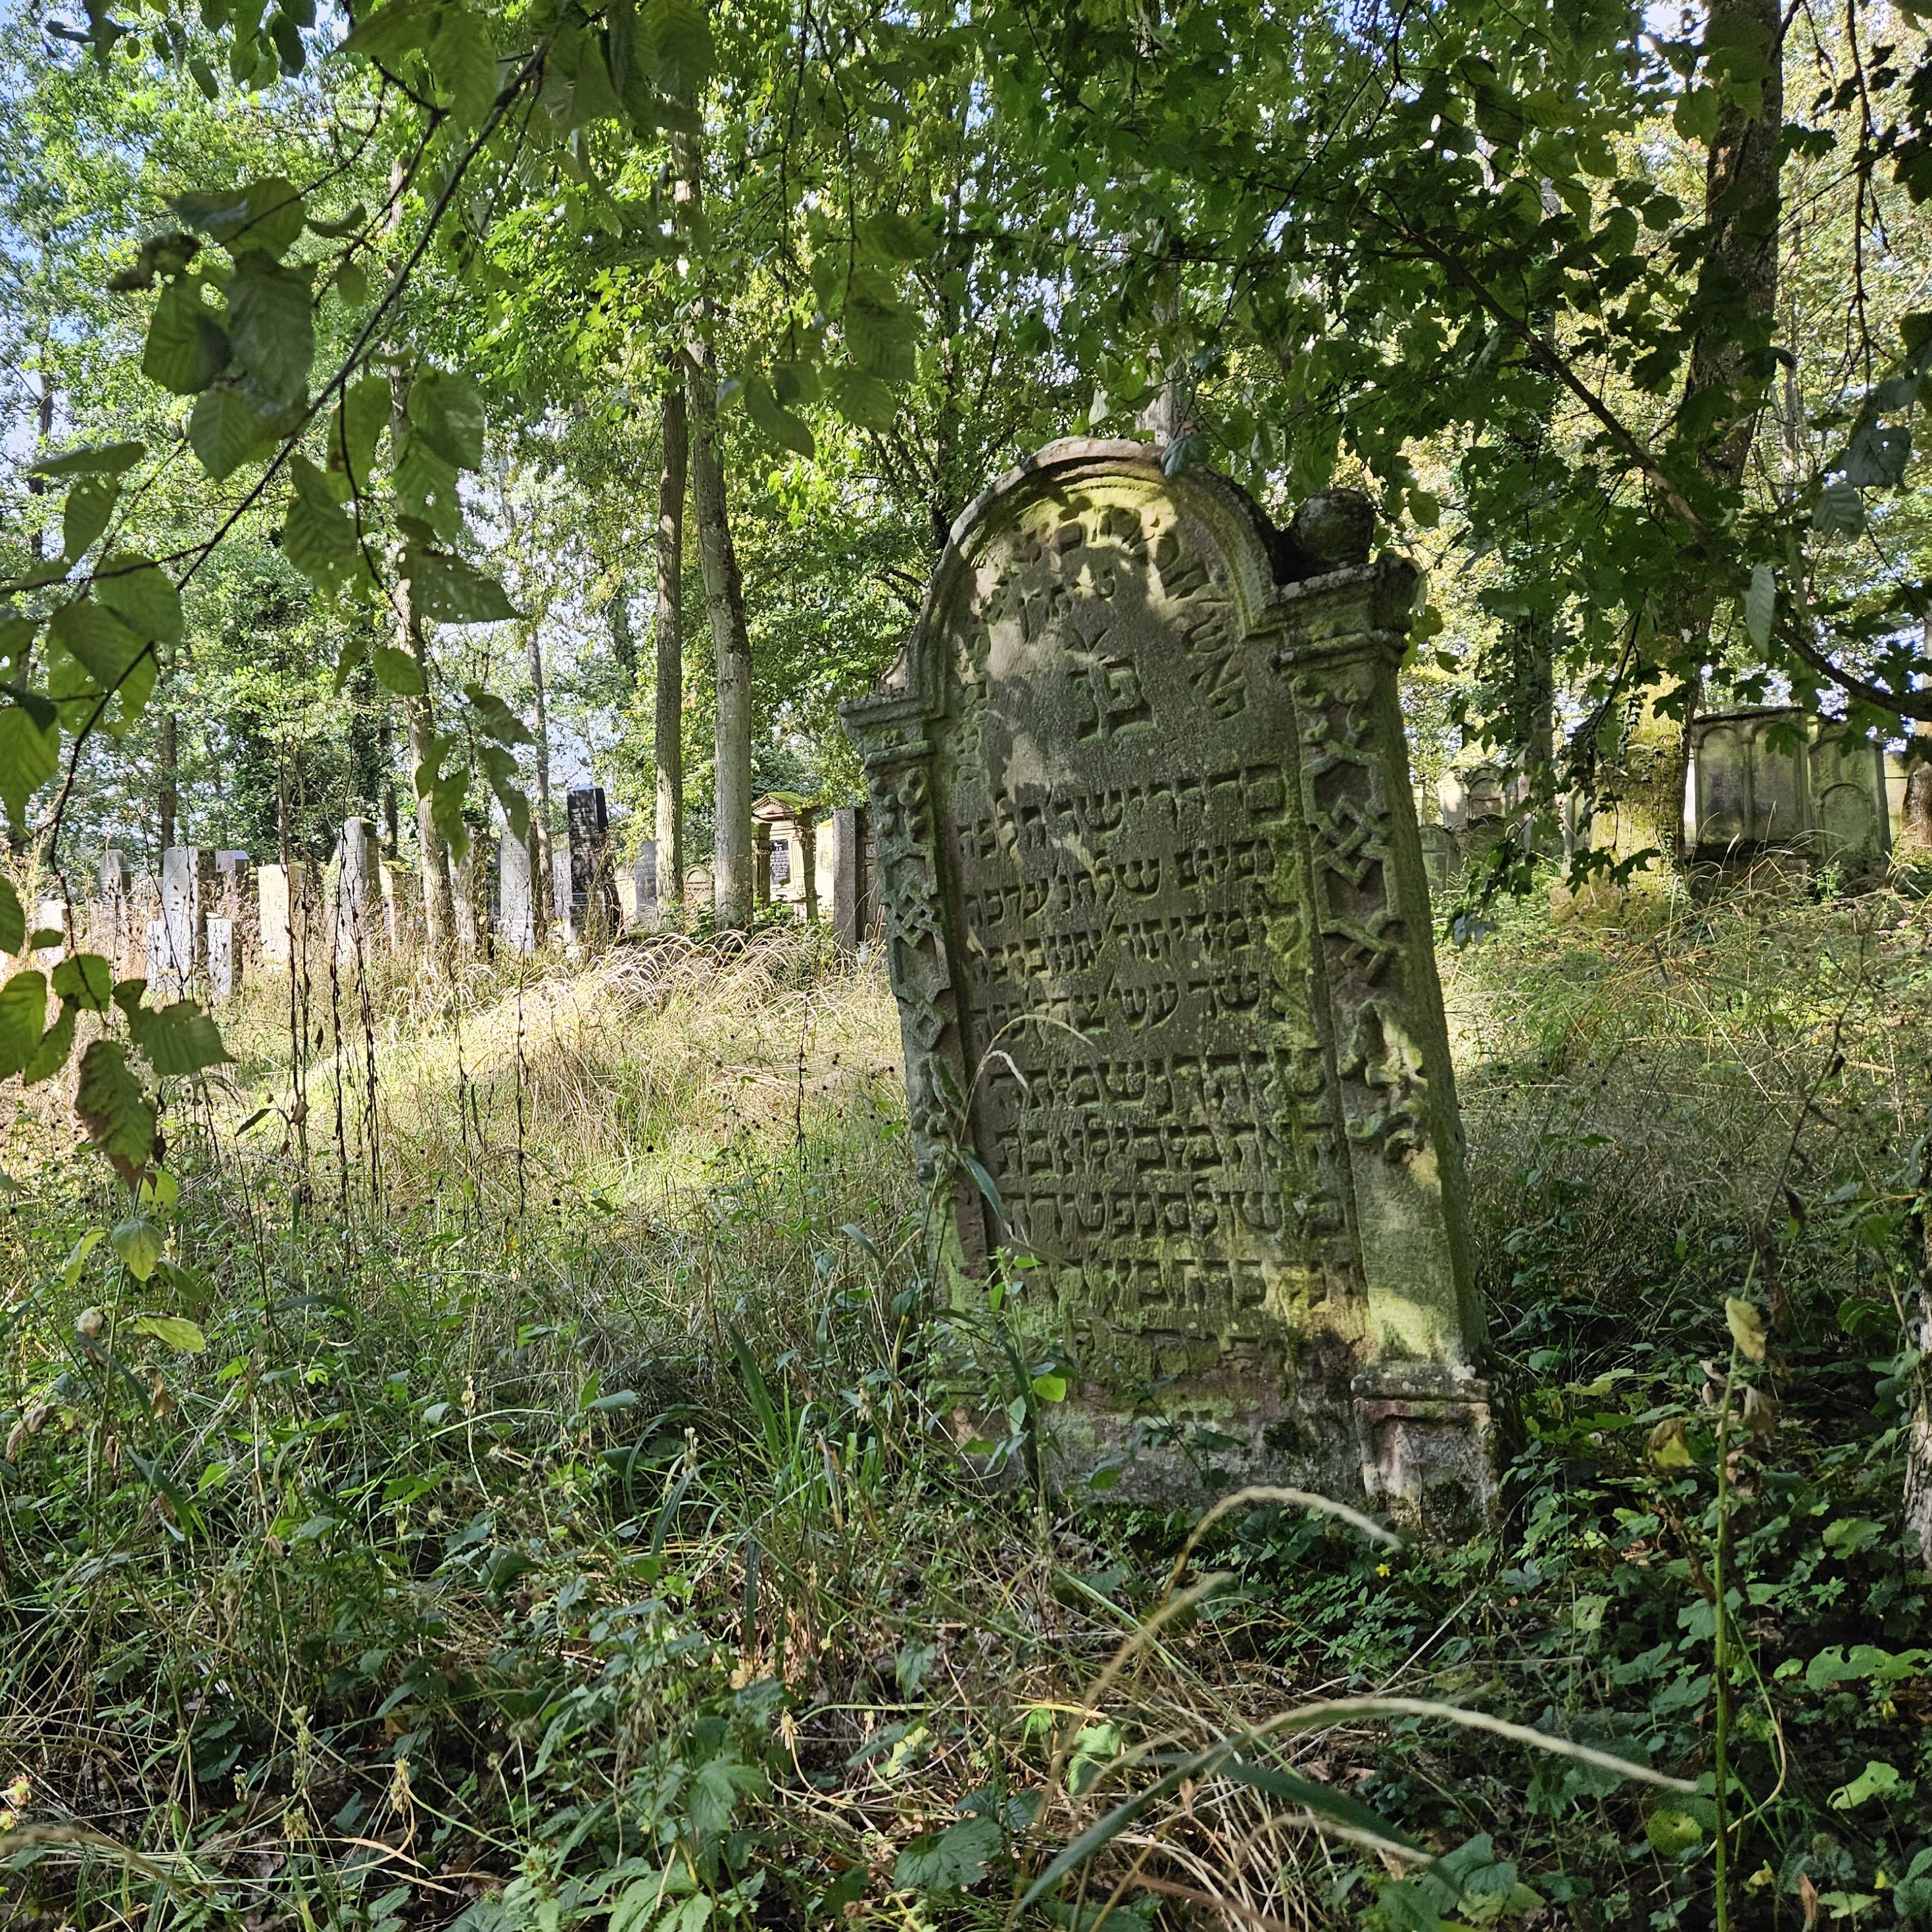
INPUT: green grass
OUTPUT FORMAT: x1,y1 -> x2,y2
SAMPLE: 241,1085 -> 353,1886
1,895 -> 1929,1932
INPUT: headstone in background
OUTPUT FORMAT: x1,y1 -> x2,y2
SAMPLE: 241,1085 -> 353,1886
769,836 -> 792,888
752,821 -> 773,907
831,806 -> 872,955
631,840 -> 660,930
160,847 -> 212,988
207,915 -> 241,1000
448,845 -> 479,953
567,787 -> 620,940
684,864 -> 715,909
34,898 -> 67,966
498,825 -> 535,955
145,916 -> 181,998
842,438 -> 1490,1529
97,849 -> 132,972
259,864 -> 295,965
335,818 -> 379,966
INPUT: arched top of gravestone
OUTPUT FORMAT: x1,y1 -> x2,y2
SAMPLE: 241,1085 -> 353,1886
858,439 -> 1371,725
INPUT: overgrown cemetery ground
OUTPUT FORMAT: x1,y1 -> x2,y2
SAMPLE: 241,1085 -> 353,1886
1,881 -> 1927,1931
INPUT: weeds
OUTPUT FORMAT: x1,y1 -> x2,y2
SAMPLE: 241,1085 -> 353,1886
0,894 -> 1928,1930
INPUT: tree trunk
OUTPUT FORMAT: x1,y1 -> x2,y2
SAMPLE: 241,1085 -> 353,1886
686,344 -> 754,928
671,130 -> 753,929
26,366 -> 52,561
1617,0 -> 1783,873
159,712 -> 179,854
527,620 -> 556,934
656,386 -> 687,909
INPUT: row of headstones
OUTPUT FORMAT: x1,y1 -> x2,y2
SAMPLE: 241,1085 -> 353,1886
51,793 -> 887,996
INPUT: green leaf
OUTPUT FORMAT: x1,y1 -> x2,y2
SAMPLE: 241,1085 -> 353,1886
859,210 -> 937,260
1744,563 -> 1775,650
404,546 -> 518,623
24,998 -> 75,1085
133,1313 -> 206,1352
1843,420 -> 1912,488
228,253 -> 314,405
465,683 -> 534,744
47,599 -> 153,723
1672,86 -> 1720,142
283,454 -> 362,592
143,281 -> 229,395
742,377 -> 814,458
28,441 -> 145,479
189,54 -> 218,95
429,3 -> 499,127
1222,1758 -> 1420,1850
1813,481 -> 1865,535
893,1814 -> 1000,1893
76,1042 -> 156,1184
173,178 -> 307,257
0,879 -> 23,955
0,707 -> 54,825
828,366 -> 897,431
394,433 -> 464,539
268,8 -> 306,73
842,265 -> 916,382
188,384 -> 274,481
137,1000 -> 231,1076
95,554 -> 183,646
334,258 -> 370,308
62,475 -> 119,560
406,369 -> 487,471
639,0 -> 711,101
1829,1760 -> 1906,1809
338,0 -> 435,60
53,952 -> 114,1011
305,202 -> 368,238
331,374 -> 390,495
0,970 -> 47,1078
111,1215 -> 166,1281
372,644 -> 425,696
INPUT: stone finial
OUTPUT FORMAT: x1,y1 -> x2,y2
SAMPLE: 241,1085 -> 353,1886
1282,489 -> 1378,579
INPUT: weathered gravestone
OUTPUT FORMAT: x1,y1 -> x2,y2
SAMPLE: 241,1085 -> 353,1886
258,863 -> 306,965
568,787 -> 621,940
159,847 -> 212,990
842,439 -> 1491,1526
631,841 -> 660,930
498,825 -> 536,955
335,818 -> 379,966
97,850 -> 132,972
207,917 -> 241,1000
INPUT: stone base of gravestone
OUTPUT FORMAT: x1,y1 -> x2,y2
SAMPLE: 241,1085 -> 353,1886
843,439 -> 1496,1533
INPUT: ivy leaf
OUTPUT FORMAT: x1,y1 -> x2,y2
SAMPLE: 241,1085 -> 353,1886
137,1000 -> 231,1076
429,3 -> 499,127
0,969 -> 47,1078
283,454 -> 362,592
404,546 -> 518,623
0,706 -> 58,824
143,280 -> 229,395
95,554 -> 183,646
372,644 -> 426,696
406,369 -> 487,471
640,0 -> 711,102
331,374 -> 391,495
0,879 -> 24,955
27,441 -> 144,479
110,1214 -> 166,1281
188,383 -> 274,481
228,253 -> 314,405
1744,563 -> 1775,650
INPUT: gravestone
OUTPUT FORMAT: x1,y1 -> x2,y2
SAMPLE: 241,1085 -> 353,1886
553,845 -> 575,942
97,850 -> 132,972
258,864 -> 305,965
831,806 -> 873,955
842,439 -> 1491,1527
499,826 -> 536,954
34,898 -> 67,965
145,917 -> 180,998
568,787 -> 620,940
207,916 -> 241,999
1687,708 -> 1891,875
631,841 -> 660,930
160,847 -> 212,988
753,821 -> 773,906
335,818 -> 379,966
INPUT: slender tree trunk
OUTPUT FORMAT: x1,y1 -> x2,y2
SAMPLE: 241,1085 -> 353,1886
656,387 -> 688,909
26,368 -> 52,561
672,130 -> 754,929
527,620 -> 555,934
1620,0 -> 1783,870
159,712 -> 179,854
